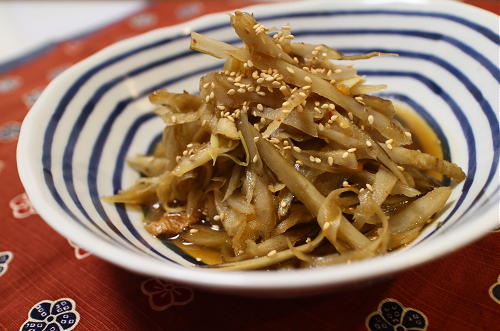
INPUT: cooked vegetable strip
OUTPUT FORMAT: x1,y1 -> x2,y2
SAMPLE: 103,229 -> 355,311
106,12 -> 466,270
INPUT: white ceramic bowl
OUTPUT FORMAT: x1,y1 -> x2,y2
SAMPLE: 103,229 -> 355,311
17,0 -> 499,295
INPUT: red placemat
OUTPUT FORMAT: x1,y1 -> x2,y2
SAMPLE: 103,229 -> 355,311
1,1 -> 498,330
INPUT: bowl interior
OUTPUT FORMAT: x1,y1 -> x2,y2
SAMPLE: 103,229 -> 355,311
18,0 -> 499,291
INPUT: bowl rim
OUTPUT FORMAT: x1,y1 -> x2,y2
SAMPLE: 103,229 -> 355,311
17,0 -> 499,291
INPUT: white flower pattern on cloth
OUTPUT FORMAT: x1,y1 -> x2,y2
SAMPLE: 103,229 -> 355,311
67,240 -> 91,259
0,121 -> 21,141
10,193 -> 37,219
0,76 -> 21,94
19,298 -> 80,331
0,251 -> 13,276
366,298 -> 428,331
141,278 -> 194,311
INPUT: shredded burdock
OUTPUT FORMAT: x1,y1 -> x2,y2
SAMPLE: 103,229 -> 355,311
104,12 -> 466,270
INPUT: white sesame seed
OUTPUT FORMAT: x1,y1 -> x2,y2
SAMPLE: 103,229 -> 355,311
211,82 -> 215,88
213,215 -> 221,221
176,156 -> 182,162
211,224 -> 220,231
295,160 -> 304,166
227,89 -> 236,95
190,228 -> 199,234
257,91 -> 266,96
404,131 -> 412,138
293,57 -> 299,63
252,155 -> 258,163
247,60 -> 254,68
237,88 -> 246,94
209,91 -> 215,99
347,148 -> 357,153
280,201 -> 287,208
312,50 -> 319,56
314,157 -> 321,164
272,81 -> 281,88
286,67 -> 295,74
256,78 -> 265,84
283,146 -> 292,150
342,180 -> 350,187
368,115 -> 374,125
265,76 -> 275,82
387,143 -> 393,150
397,165 -> 405,171
323,222 -> 331,230
203,82 -> 210,88
171,115 -> 177,123
196,257 -> 202,262
342,152 -> 349,158
359,188 -> 365,193
385,139 -> 394,144
267,250 -> 277,257
253,136 -> 260,142
186,143 -> 193,148
318,123 -> 325,131
366,183 -> 374,192
306,237 -> 311,243
260,117 -> 266,123
282,101 -> 290,107
334,68 -> 342,73
302,85 -> 311,90
216,105 -> 225,111
309,155 -> 315,162
327,156 -> 334,166
299,92 -> 307,97
366,140 -> 372,147
205,95 -> 210,102
304,76 -> 313,83
293,146 -> 301,152
348,112 -> 354,120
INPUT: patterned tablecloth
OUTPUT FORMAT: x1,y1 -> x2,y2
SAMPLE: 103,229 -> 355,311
1,1 -> 498,330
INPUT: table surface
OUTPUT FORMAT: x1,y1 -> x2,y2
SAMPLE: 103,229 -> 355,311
0,1 -> 498,330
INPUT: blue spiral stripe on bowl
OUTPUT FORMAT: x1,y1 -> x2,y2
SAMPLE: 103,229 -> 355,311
39,10 -> 497,261
263,10 -> 499,44
295,30 -> 499,82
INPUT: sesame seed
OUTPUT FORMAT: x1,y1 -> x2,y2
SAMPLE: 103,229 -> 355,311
404,131 -> 412,138
176,156 -> 182,162
385,139 -> 394,144
359,188 -> 365,193
237,88 -> 246,94
347,148 -> 357,153
203,82 -> 210,88
265,76 -> 275,82
213,215 -> 221,221
387,143 -> 393,150
327,156 -> 334,166
334,68 -> 342,73
211,224 -> 220,231
256,103 -> 264,111
227,89 -> 236,95
306,237 -> 311,243
348,112 -> 354,120
309,155 -> 315,162
257,91 -> 266,96
314,157 -> 321,164
282,101 -> 290,107
286,67 -> 295,74
397,165 -> 405,171
267,250 -> 277,257
304,76 -> 313,83
247,60 -> 254,67
272,81 -> 281,88
302,85 -> 311,90
293,56 -> 299,63
209,91 -> 215,99
342,152 -> 349,159
171,115 -> 177,123
318,123 -> 325,131
342,180 -> 350,187
260,117 -> 266,123
295,160 -> 304,166
366,140 -> 372,147
293,146 -> 301,152
252,155 -> 259,163
190,228 -> 199,234
368,115 -> 374,125
196,257 -> 202,262
366,183 -> 374,192
283,146 -> 292,150
230,71 -> 236,77
312,50 -> 319,56
299,92 -> 307,97
247,86 -> 255,92
253,123 -> 260,130
280,201 -> 287,208
323,222 -> 331,230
